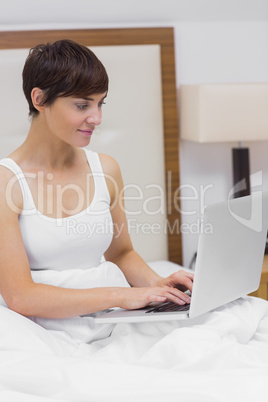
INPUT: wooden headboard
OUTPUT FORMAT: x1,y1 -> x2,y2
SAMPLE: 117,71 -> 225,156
0,28 -> 182,265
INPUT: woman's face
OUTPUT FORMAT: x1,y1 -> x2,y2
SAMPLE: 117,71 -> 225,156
42,92 -> 107,147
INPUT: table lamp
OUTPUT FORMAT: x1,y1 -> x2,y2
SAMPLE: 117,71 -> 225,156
179,83 -> 268,198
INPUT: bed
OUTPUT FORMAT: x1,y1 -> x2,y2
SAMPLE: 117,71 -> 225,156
0,28 -> 268,402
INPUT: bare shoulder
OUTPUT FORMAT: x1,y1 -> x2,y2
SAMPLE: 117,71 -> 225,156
0,165 -> 23,217
98,153 -> 122,181
0,165 -> 17,192
98,154 -> 124,202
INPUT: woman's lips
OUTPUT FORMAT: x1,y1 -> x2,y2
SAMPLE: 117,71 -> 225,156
78,129 -> 93,137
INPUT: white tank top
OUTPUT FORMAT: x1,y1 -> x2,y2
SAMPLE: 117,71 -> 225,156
0,149 -> 113,271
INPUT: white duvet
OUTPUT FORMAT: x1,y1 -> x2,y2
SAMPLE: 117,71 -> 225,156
0,261 -> 268,402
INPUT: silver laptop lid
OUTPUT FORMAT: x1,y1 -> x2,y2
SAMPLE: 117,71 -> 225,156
189,191 -> 268,319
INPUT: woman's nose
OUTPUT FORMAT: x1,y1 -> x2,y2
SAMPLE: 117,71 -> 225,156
86,109 -> 102,126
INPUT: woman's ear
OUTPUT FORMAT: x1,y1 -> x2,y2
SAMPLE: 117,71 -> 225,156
31,87 -> 45,112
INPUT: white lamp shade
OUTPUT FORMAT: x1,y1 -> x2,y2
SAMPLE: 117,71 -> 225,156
179,83 -> 268,143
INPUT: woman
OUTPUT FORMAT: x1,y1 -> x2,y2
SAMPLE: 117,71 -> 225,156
0,39 -> 193,334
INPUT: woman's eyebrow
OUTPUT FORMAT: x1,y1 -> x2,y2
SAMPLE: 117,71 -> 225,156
82,95 -> 107,101
81,97 -> 94,101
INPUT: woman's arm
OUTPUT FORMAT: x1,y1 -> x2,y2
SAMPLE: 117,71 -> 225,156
101,155 -> 193,299
101,154 -> 162,286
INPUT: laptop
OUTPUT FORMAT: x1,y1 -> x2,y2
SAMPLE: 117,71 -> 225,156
94,191 -> 268,324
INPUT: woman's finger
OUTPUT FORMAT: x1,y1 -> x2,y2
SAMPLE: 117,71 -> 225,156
159,286 -> 191,304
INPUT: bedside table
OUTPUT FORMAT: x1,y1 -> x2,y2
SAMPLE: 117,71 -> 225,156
250,254 -> 268,300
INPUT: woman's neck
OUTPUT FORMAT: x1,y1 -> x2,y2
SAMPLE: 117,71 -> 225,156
9,118 -> 79,171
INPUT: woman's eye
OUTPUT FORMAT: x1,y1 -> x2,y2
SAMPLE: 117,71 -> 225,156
76,104 -> 88,110
99,101 -> 106,107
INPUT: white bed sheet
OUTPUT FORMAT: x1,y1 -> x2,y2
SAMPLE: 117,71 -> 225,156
0,261 -> 268,402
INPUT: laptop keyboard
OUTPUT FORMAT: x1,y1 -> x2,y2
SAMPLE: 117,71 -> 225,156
145,301 -> 190,314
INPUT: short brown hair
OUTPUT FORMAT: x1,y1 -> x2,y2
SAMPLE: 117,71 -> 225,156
22,39 -> 109,117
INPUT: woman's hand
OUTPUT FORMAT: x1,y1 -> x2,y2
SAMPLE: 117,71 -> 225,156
156,269 -> 194,297
117,281 -> 192,311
